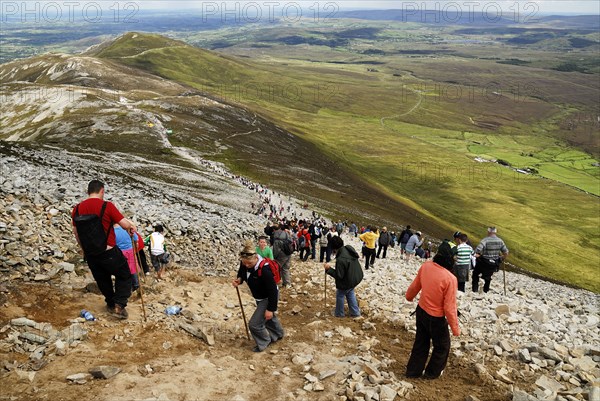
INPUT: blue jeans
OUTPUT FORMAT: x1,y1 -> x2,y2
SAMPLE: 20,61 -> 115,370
335,288 -> 360,317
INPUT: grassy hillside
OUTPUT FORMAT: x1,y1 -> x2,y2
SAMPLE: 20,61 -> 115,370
84,32 -> 600,292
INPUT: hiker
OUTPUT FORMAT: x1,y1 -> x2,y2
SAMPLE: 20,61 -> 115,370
273,223 -> 293,287
453,233 -> 473,292
405,231 -> 423,261
297,225 -> 311,262
405,240 -> 460,379
324,236 -> 363,317
472,227 -> 509,293
114,224 -> 140,291
308,221 -> 319,260
233,241 -> 284,352
256,235 -> 274,259
325,225 -> 339,262
376,227 -> 392,259
359,227 -> 379,270
399,225 -> 413,255
148,224 -> 168,279
318,224 -> 329,263
349,222 -> 358,238
71,179 -> 135,319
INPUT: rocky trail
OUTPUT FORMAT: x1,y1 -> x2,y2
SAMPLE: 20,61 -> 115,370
0,142 -> 599,401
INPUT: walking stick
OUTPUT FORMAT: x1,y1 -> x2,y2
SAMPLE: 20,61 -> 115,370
324,270 -> 327,309
131,237 -> 147,322
236,286 -> 251,340
502,260 -> 507,296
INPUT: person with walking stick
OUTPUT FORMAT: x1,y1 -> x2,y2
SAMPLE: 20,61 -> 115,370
232,241 -> 284,352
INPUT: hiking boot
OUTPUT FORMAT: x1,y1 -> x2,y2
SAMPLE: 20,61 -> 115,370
110,304 -> 128,320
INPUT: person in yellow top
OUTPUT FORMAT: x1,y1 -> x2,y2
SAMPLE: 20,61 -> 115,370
359,227 -> 379,270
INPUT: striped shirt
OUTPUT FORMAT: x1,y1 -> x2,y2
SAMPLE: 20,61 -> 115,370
475,235 -> 508,259
455,243 -> 473,266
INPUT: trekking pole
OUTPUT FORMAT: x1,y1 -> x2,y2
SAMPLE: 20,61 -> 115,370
502,260 -> 507,296
131,237 -> 147,322
236,286 -> 251,341
324,270 -> 327,309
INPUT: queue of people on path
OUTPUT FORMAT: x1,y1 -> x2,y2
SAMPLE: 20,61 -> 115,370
72,179 -> 509,380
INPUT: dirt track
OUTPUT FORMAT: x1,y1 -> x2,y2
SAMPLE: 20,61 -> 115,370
0,257 -> 529,401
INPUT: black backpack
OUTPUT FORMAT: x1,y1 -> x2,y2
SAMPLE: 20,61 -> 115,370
73,202 -> 110,256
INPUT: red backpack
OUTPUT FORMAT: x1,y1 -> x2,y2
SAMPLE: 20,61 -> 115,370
257,258 -> 282,285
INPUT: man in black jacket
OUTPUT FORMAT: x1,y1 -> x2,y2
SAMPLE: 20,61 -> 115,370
233,241 -> 284,352
324,236 -> 364,317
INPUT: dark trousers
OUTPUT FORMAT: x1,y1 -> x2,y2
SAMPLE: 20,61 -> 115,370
406,305 -> 450,378
299,247 -> 310,261
86,247 -> 132,308
310,239 -> 317,259
364,247 -> 375,269
137,250 -> 150,274
377,244 -> 388,258
319,245 -> 327,263
472,258 -> 495,293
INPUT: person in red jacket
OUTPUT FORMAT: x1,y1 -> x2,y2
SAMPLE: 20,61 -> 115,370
297,224 -> 311,262
405,241 -> 459,379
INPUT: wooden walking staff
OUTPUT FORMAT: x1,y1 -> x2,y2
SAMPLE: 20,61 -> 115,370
324,270 -> 327,309
133,244 -> 146,284
131,237 -> 147,322
236,286 -> 251,341
502,260 -> 507,296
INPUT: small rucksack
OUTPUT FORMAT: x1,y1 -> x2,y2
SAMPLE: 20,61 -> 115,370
73,202 -> 109,256
257,258 -> 282,284
281,239 -> 293,256
298,234 -> 306,249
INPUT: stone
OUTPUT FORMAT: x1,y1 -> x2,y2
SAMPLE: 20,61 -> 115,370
11,317 -> 37,327
89,366 -> 121,379
292,306 -> 303,315
531,310 -> 548,323
178,322 -> 215,346
570,356 -> 596,371
495,304 -> 510,317
66,373 -> 90,382
319,370 -> 337,381
313,382 -> 324,391
379,384 -> 396,401
54,339 -> 67,356
15,369 -> 36,383
499,340 -> 513,352
304,373 -> 318,383
518,348 -> 532,363
19,332 -> 47,344
292,354 -> 313,365
363,363 -> 380,377
336,326 -> 353,338
535,374 -> 564,393
58,262 -> 75,272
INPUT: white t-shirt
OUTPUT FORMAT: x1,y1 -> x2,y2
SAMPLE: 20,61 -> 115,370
150,232 -> 165,256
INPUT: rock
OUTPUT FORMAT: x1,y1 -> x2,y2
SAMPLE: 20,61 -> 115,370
292,354 -> 313,365
19,332 -> 47,344
495,304 -> 510,317
304,373 -> 318,383
55,339 -> 67,356
336,326 -> 353,338
85,282 -> 101,294
499,340 -> 513,352
58,262 -> 75,272
89,366 -> 121,379
466,396 -> 481,401
570,356 -> 596,371
33,274 -> 50,281
11,317 -> 37,327
313,382 -> 325,391
15,369 -> 36,383
363,363 -> 380,377
63,324 -> 87,343
66,373 -> 90,384
178,322 -> 215,346
518,348 -> 532,363
535,374 -> 564,393
319,370 -> 337,381
379,384 -> 396,401
530,310 -> 548,323
291,306 -> 303,315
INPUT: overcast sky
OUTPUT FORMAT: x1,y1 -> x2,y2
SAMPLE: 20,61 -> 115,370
134,1 -> 599,14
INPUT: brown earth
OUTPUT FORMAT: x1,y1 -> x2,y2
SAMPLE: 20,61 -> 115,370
0,259 -> 533,401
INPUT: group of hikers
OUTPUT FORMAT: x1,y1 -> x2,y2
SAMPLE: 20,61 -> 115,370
72,179 -> 509,379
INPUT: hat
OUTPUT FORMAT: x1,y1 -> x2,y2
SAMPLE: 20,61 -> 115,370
453,231 -> 461,238
416,231 -> 421,236
239,241 -> 256,259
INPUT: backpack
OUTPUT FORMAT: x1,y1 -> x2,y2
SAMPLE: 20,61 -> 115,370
401,232 -> 410,243
73,202 -> 109,256
257,258 -> 281,284
281,238 -> 293,256
298,233 -> 306,249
